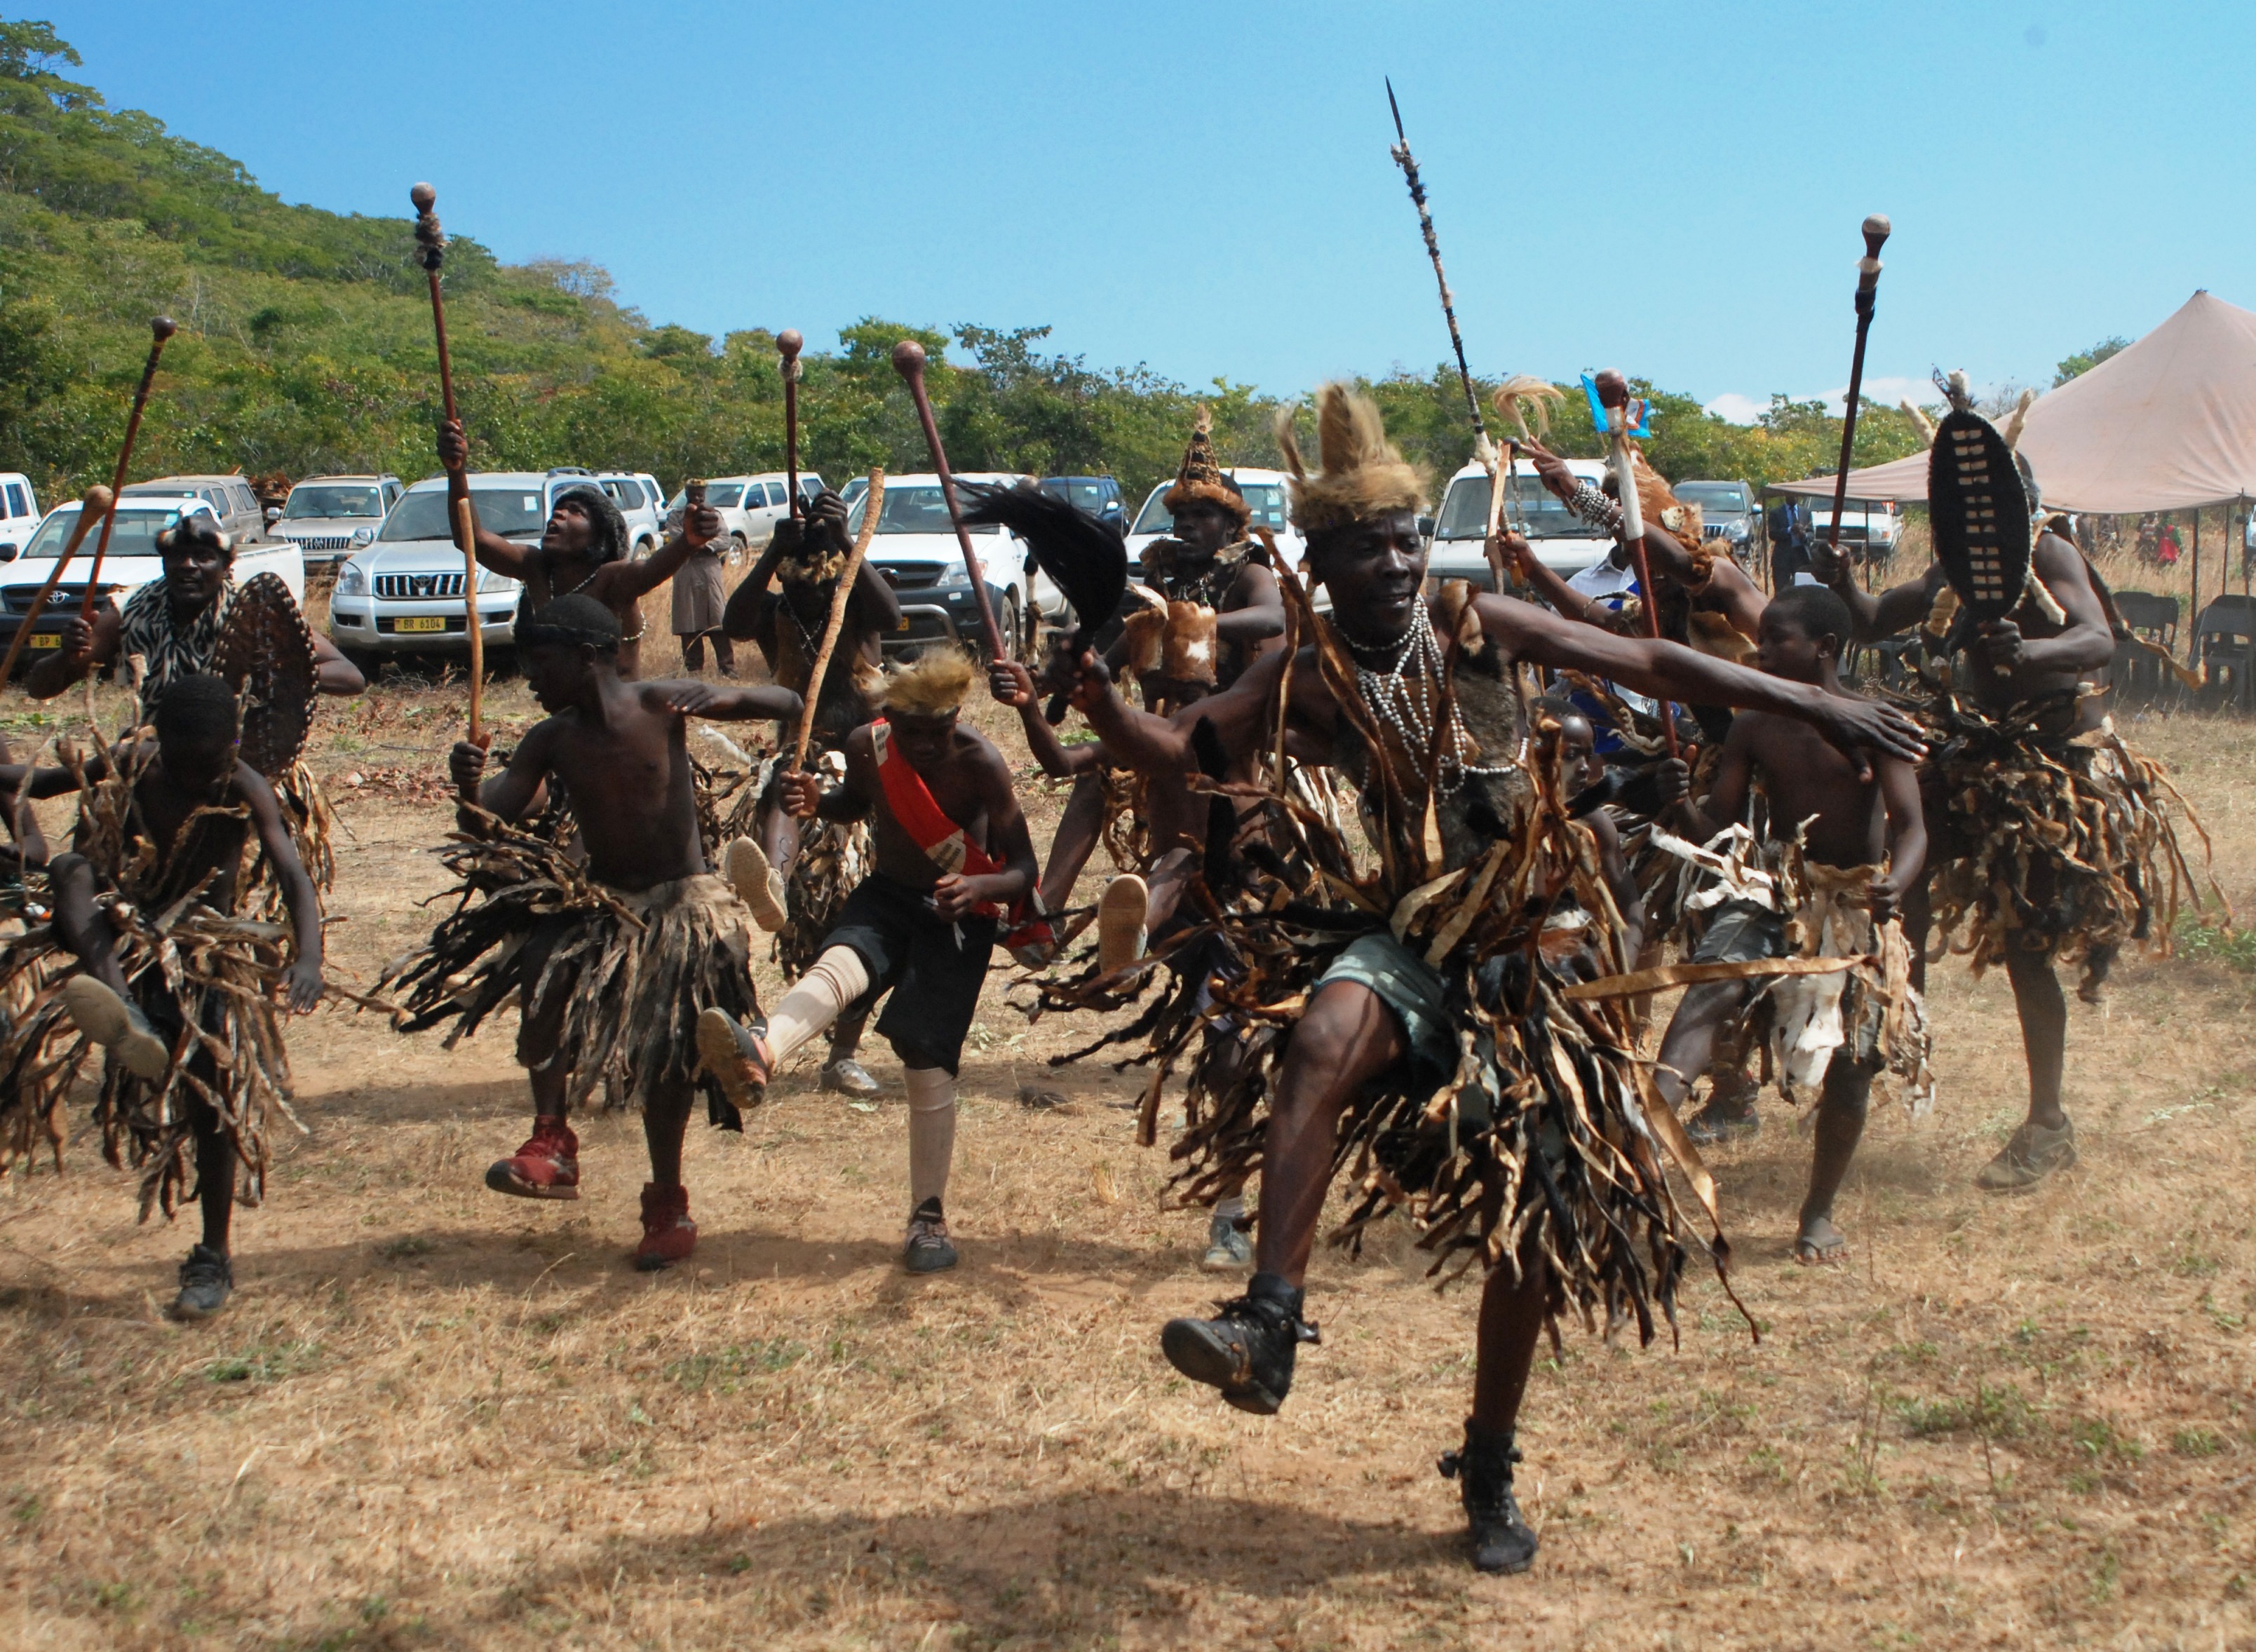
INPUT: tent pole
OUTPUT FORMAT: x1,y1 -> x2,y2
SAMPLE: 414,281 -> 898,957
2189,509 -> 2199,663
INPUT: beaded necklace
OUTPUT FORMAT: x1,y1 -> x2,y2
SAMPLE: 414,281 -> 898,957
1342,604 -> 1513,799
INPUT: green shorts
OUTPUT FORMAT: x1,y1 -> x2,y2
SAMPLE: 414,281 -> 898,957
1314,930 -> 1458,1092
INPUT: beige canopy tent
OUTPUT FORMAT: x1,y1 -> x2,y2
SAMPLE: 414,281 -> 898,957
1770,290 -> 2256,513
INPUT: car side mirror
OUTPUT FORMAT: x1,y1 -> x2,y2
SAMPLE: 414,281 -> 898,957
0,544 -> 16,562
1417,515 -> 1436,539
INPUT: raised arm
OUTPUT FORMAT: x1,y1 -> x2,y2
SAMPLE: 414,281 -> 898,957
237,760 -> 325,1012
1640,524 -> 1765,639
1654,719 -> 1755,845
436,419 -> 535,581
1982,532 -> 2115,674
781,725 -> 877,824
1480,594 -> 1926,771
1812,540 -> 1944,641
601,496 -> 727,604
1506,533 -> 1627,627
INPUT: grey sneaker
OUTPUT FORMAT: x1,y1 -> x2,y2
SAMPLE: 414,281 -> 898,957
1975,1116 -> 2076,1193
170,1244 -> 233,1320
904,1197 -> 957,1273
819,1058 -> 882,1099
1201,1207 -> 1253,1271
61,975 -> 170,1079
723,837 -> 789,933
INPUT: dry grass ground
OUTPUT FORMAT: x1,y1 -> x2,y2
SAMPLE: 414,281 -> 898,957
4,666 -> 2256,1650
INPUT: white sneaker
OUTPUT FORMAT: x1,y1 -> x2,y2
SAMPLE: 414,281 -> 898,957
1097,875 -> 1149,977
61,975 -> 170,1079
724,837 -> 789,933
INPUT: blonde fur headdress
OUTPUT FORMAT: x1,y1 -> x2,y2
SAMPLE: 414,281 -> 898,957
1274,383 -> 1427,538
882,646 -> 975,716
1162,405 -> 1251,529
1491,374 -> 1565,443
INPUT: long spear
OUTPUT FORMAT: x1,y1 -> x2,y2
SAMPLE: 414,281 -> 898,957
790,471 -> 885,773
890,341 -> 1006,659
1823,215 -> 1892,587
1386,79 -> 1489,458
411,182 -> 486,745
65,316 -> 177,634
779,329 -> 805,522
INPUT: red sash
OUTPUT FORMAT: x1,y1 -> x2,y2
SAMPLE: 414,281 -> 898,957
872,719 -> 1004,918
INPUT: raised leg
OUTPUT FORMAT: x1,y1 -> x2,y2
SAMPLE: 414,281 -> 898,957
1039,771 -> 1109,914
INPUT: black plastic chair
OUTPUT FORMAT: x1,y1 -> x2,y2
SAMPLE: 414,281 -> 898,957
2109,590 -> 2180,700
2196,595 -> 2256,710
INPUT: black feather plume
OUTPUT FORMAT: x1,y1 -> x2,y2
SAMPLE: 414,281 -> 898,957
958,481 -> 1127,656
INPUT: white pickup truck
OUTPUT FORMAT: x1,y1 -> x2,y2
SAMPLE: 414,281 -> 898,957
1425,457 -> 1614,588
0,494 -> 304,668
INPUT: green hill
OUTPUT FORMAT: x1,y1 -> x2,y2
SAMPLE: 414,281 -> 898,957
0,15 -> 1921,510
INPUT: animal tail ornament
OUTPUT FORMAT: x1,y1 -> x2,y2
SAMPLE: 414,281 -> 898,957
1491,375 -> 1565,444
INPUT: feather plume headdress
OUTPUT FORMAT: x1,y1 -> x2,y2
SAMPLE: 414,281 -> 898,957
1274,382 -> 1427,538
1491,374 -> 1565,444
1162,405 -> 1250,529
882,646 -> 975,716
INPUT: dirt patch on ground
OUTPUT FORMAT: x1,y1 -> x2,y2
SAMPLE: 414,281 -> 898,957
4,680 -> 2256,1649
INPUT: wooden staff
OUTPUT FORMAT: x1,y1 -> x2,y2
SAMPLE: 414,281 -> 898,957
778,330 -> 804,522
1594,369 -> 1677,761
1823,215 -> 1892,585
0,485 -> 115,686
412,182 -> 486,743
890,341 -> 1005,658
68,316 -> 176,632
789,470 -> 885,773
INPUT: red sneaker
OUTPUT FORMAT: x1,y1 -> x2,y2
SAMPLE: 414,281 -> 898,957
485,1117 -> 580,1200
633,1183 -> 697,1272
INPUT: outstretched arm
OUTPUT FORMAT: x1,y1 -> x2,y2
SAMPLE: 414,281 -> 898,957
437,419 -> 534,581
644,678 -> 801,724
1478,594 -> 1926,771
989,659 -> 1102,778
237,761 -> 324,1013
1065,640 -> 1285,776
23,607 -> 122,700
1505,532 -> 1629,628
0,758 -> 102,799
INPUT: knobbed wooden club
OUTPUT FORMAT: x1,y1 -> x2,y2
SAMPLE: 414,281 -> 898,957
790,470 -> 885,774
1823,215 -> 1893,585
779,329 -> 805,522
890,340 -> 1005,659
412,181 -> 487,745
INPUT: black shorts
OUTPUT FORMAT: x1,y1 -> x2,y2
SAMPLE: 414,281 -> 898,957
822,874 -> 997,1076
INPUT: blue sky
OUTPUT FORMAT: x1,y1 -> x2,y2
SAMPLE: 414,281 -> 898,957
39,1 -> 2256,420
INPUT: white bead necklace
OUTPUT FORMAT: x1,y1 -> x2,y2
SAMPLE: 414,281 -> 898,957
1344,604 -> 1511,799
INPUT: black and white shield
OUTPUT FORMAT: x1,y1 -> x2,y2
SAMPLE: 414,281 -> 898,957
1928,408 -> 2032,622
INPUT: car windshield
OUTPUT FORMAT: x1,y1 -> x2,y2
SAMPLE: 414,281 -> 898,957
1673,483 -> 1749,513
670,483 -> 745,510
283,484 -> 386,520
382,488 -> 549,541
848,485 -> 1001,536
1130,480 -> 1290,536
20,506 -> 187,561
1433,473 -> 1590,540
1041,480 -> 1114,513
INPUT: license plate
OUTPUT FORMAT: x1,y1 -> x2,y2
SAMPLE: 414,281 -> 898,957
25,632 -> 59,649
395,615 -> 447,634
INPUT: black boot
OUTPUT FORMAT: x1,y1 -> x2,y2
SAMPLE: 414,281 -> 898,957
170,1244 -> 233,1322
1159,1271 -> 1318,1415
1438,1419 -> 1538,1574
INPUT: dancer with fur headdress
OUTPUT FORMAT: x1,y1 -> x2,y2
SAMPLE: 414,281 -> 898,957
698,646 -> 1039,1274
383,596 -> 800,1271
0,674 -> 330,1320
1041,384 -> 1926,1573
710,487 -> 905,1099
1815,381 -> 2215,1193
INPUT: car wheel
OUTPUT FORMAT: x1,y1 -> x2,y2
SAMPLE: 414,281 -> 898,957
994,593 -> 1021,663
729,532 -> 748,569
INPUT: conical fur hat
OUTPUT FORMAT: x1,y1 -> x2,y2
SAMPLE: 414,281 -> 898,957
1161,405 -> 1250,529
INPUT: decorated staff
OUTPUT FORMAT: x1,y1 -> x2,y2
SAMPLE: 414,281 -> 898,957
0,485 -> 112,689
958,480 -> 1128,724
788,469 -> 885,773
4,316 -> 175,686
1822,215 -> 1892,585
889,340 -> 1006,659
779,330 -> 805,523
1592,368 -> 1677,761
410,182 -> 487,745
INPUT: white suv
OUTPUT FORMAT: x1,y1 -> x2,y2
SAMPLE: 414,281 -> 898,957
0,472 -> 41,561
1122,466 -> 1304,583
1426,458 -> 1614,588
666,473 -> 827,555
850,473 -> 1035,658
270,474 -> 401,566
327,470 -> 605,661
593,471 -> 665,555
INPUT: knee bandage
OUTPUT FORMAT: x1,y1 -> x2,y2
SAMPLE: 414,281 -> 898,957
765,947 -> 872,1067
